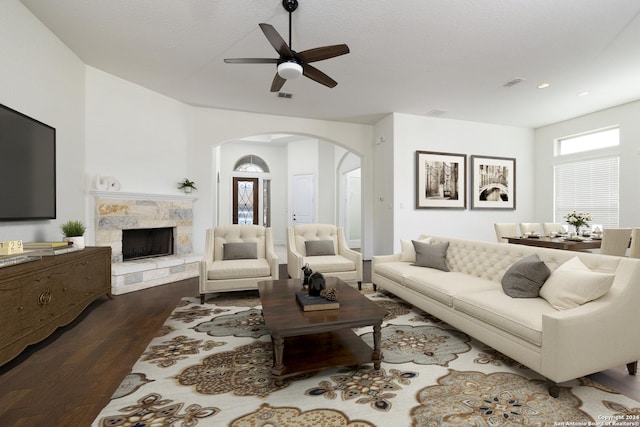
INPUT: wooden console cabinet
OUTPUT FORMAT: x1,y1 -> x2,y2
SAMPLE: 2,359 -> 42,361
0,246 -> 112,366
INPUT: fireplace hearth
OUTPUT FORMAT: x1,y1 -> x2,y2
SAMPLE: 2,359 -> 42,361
122,227 -> 174,261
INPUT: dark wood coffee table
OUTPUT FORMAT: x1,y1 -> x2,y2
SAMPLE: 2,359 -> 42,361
258,277 -> 386,385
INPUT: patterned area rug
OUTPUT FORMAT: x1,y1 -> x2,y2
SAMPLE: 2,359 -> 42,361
92,285 -> 640,426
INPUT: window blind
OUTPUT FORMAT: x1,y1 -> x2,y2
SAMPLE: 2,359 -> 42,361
554,156 -> 619,229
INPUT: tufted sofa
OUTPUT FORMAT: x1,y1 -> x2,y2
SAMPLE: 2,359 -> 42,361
199,224 -> 279,303
287,224 -> 362,288
373,234 -> 640,396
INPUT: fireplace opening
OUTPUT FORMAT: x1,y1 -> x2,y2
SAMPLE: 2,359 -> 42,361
122,227 -> 174,261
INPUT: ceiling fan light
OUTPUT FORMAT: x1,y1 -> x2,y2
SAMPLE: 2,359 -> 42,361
277,62 -> 303,79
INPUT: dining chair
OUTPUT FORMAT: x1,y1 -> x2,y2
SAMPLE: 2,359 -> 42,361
543,222 -> 565,236
519,223 -> 543,236
629,228 -> 640,258
494,223 -> 518,243
600,228 -> 632,257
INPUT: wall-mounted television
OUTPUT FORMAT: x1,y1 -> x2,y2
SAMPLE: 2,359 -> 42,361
0,103 -> 56,220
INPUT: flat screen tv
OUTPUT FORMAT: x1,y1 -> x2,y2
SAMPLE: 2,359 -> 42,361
0,103 -> 56,220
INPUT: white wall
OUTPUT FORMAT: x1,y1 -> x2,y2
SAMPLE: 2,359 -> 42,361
533,100 -> 640,227
337,149 -> 362,245
0,0 -> 85,242
373,115 -> 395,255
386,113 -> 535,252
84,67 -> 191,194
317,142 -> 336,224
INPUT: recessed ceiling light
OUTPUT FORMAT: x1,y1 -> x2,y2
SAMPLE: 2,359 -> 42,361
537,83 -> 550,89
577,91 -> 590,97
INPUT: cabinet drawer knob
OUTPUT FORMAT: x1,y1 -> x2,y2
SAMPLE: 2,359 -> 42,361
18,306 -> 24,311
38,289 -> 52,306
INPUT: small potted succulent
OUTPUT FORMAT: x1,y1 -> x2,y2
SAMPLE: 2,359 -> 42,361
61,220 -> 86,249
178,178 -> 197,193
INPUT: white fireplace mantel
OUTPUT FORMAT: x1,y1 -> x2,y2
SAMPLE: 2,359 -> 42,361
90,190 -> 198,202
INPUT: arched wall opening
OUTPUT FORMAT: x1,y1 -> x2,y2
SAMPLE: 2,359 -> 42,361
212,133 -> 363,252
188,107 -> 375,260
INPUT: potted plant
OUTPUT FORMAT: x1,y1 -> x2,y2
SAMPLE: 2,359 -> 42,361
178,178 -> 197,193
61,220 -> 86,249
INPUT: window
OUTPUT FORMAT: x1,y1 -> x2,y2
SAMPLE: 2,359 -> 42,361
557,127 -> 619,156
553,127 -> 620,229
234,155 -> 269,172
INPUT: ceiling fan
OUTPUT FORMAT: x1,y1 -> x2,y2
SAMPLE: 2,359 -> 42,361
224,0 -> 350,92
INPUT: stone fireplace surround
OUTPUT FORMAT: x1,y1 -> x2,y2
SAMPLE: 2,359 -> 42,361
93,191 -> 200,295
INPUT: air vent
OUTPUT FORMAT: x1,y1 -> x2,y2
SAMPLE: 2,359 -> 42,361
503,78 -> 525,87
277,92 -> 293,99
427,109 -> 448,117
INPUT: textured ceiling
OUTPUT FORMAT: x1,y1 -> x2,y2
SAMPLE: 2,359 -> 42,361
20,0 -> 640,128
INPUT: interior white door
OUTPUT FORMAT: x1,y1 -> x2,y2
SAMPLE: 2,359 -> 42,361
292,174 -> 315,224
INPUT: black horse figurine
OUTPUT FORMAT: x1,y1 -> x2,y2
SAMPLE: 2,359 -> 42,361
301,263 -> 313,287
308,272 -> 326,296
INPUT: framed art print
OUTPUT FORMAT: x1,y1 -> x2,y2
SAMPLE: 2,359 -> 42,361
470,155 -> 516,209
415,150 -> 466,209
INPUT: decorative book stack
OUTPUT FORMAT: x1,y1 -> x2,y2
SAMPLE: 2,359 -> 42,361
22,241 -> 82,256
295,291 -> 340,311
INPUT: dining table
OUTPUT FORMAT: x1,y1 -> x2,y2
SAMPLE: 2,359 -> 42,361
506,235 -> 602,251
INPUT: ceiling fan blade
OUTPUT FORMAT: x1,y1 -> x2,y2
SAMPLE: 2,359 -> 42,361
302,63 -> 338,88
298,44 -> 350,63
270,73 -> 287,92
224,58 -> 278,64
259,23 -> 293,57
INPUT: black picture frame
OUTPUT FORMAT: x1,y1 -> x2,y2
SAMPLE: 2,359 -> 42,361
470,155 -> 516,210
415,150 -> 467,209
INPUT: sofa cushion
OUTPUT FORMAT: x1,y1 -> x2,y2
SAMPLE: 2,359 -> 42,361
304,255 -> 354,273
404,272 -> 498,306
305,240 -> 336,256
207,259 -> 271,280
222,242 -> 258,260
412,240 -> 450,271
400,237 -> 432,262
501,254 -> 551,298
454,289 -> 557,346
540,256 -> 615,310
375,261 -> 427,284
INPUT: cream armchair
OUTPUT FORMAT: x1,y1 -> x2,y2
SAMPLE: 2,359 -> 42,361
287,224 -> 362,289
199,224 -> 279,303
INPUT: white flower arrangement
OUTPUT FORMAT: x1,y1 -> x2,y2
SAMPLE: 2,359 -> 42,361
564,210 -> 592,231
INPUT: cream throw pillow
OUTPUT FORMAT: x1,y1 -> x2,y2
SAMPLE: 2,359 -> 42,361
400,237 -> 432,262
539,256 -> 614,310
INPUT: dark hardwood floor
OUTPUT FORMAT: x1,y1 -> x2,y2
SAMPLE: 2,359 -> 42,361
1,261 -> 638,426
0,276 -> 200,427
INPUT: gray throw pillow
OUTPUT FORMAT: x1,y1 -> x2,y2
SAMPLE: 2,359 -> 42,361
501,254 -> 551,298
412,240 -> 450,272
305,240 -> 336,256
223,242 -> 257,260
